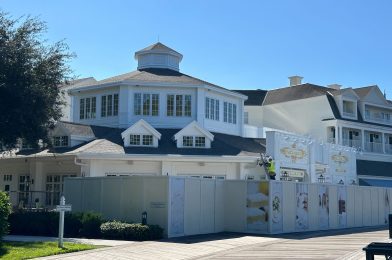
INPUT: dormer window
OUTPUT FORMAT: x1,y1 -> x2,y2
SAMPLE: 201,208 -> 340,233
182,136 -> 206,148
53,136 -> 69,147
174,121 -> 213,148
121,119 -> 161,148
130,135 -> 141,145
183,136 -> 193,147
342,100 -> 355,117
129,134 -> 153,146
195,137 -> 206,147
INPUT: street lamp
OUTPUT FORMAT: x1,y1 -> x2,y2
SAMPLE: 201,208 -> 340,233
318,174 -> 326,183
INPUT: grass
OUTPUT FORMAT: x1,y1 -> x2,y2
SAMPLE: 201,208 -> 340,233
0,241 -> 99,260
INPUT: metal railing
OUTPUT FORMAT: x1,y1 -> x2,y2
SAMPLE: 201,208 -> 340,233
364,142 -> 383,153
7,191 -> 61,210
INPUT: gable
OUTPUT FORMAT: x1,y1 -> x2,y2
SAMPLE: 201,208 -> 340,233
361,86 -> 389,106
174,121 -> 214,141
340,88 -> 360,100
121,119 -> 161,139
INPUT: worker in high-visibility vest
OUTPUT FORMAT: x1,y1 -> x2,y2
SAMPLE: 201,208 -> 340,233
266,157 -> 276,180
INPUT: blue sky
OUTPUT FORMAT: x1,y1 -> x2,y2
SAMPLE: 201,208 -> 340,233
2,0 -> 392,94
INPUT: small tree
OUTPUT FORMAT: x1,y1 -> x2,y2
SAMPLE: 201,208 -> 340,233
0,12 -> 74,148
0,192 -> 11,240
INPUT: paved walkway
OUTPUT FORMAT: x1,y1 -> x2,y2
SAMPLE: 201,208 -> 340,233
8,227 -> 389,259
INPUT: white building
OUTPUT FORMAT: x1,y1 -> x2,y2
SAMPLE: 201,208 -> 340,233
238,76 -> 392,186
0,42 -> 266,208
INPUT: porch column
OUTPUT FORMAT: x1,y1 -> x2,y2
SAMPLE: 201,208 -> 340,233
338,126 -> 343,145
382,133 -> 386,154
361,129 -> 365,152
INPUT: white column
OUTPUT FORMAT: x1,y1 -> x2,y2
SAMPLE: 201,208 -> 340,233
119,86 -> 130,128
361,129 -> 365,152
196,88 -> 205,126
382,133 -> 386,154
338,125 -> 343,145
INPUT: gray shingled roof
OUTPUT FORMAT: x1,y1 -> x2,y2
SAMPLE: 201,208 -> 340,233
233,90 -> 268,106
353,86 -> 376,99
59,77 -> 97,89
80,128 -> 266,156
19,122 -> 266,157
263,83 -> 335,105
136,42 -> 182,56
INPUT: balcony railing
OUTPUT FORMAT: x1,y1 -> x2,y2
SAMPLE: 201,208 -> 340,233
342,111 -> 356,118
385,144 -> 392,154
342,138 -> 362,148
364,114 -> 392,124
364,142 -> 383,153
327,137 -> 336,144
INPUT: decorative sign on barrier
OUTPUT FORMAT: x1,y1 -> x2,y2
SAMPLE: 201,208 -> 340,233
318,185 -> 329,229
295,183 -> 309,230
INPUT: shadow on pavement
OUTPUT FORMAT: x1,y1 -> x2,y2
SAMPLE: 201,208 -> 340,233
161,226 -> 388,244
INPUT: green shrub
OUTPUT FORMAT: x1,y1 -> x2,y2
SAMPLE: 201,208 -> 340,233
0,192 -> 11,239
8,211 -> 104,238
100,221 -> 163,241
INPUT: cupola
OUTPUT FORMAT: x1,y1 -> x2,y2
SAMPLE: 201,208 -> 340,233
134,42 -> 183,71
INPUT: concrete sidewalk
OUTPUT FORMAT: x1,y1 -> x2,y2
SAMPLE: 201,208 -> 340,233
4,235 -> 134,246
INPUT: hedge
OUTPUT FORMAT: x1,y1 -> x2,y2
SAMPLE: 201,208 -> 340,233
0,192 -> 11,239
100,221 -> 163,241
8,211 -> 104,238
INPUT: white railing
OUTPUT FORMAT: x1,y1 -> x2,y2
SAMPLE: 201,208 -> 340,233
364,114 -> 392,124
342,139 -> 362,148
364,142 -> 383,153
342,112 -> 355,118
327,137 -> 335,144
385,144 -> 392,154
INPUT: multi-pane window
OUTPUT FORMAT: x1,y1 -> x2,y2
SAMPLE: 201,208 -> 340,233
223,102 -> 237,124
152,94 -> 159,116
130,134 -> 154,146
182,136 -> 206,148
134,93 -> 159,116
101,94 -> 119,117
182,136 -> 193,147
205,97 -> 219,120
130,135 -> 141,145
195,137 -> 206,147
142,135 -> 153,146
244,111 -> 249,124
79,97 -> 96,119
167,95 -> 192,117
185,95 -> 192,116
53,136 -> 69,147
176,95 -> 183,116
46,174 -> 76,206
3,175 -> 12,182
167,95 -> 174,116
134,93 -> 142,115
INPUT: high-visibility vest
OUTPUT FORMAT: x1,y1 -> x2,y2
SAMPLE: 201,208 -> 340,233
267,160 -> 276,175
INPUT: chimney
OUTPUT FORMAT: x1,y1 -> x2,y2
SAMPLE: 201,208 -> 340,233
327,84 -> 342,90
288,76 -> 303,86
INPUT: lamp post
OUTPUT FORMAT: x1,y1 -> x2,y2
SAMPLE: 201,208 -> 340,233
318,174 -> 325,183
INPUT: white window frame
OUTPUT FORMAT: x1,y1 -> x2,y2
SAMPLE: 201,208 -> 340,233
167,94 -> 192,117
134,93 -> 159,116
223,101 -> 237,124
79,97 -> 96,120
205,97 -> 220,121
129,134 -> 155,147
101,94 -> 119,117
